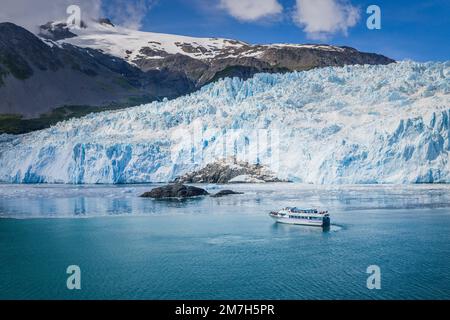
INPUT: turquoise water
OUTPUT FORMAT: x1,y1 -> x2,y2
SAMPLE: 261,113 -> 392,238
0,184 -> 449,299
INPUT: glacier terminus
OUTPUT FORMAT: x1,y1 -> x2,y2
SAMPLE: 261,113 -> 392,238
0,61 -> 449,184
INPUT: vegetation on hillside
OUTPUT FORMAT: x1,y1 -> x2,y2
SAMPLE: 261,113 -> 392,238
0,104 -> 133,134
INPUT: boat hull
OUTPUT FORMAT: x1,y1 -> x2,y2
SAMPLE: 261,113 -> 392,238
270,214 -> 330,227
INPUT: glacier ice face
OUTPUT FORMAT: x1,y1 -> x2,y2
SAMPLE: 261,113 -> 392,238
0,61 -> 449,184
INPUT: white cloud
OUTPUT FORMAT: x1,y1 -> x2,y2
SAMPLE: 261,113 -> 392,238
103,0 -> 157,30
219,0 -> 283,22
294,0 -> 360,40
0,0 -> 156,32
0,0 -> 102,33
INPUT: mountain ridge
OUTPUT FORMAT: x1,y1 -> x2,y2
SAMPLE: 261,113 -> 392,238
49,19 -> 394,87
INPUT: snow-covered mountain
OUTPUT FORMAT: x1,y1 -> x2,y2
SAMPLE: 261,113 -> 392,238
0,22 -> 193,120
40,19 -> 394,86
48,19 -> 345,62
0,61 -> 449,184
48,20 -> 251,61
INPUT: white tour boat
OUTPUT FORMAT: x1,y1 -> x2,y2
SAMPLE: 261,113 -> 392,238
269,207 -> 330,227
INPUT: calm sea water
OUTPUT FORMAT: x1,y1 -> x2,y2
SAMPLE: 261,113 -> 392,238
0,183 -> 449,300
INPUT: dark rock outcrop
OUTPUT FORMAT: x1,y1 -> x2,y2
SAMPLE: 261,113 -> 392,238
134,44 -> 395,87
140,184 -> 209,199
97,18 -> 115,27
211,190 -> 244,198
38,22 -> 78,41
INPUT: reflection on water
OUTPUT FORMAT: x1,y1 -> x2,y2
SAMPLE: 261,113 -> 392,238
1,183 -> 450,218
270,221 -> 336,234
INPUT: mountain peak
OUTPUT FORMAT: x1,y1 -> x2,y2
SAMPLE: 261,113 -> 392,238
97,18 -> 114,27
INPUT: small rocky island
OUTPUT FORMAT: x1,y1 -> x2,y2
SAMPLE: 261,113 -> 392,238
211,190 -> 244,198
140,184 -> 243,199
174,160 -> 288,184
140,184 -> 209,199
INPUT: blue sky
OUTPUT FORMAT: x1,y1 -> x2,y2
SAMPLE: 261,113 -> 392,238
103,0 -> 449,61
1,0 -> 447,61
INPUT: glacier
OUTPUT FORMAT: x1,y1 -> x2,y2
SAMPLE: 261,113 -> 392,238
0,61 -> 449,184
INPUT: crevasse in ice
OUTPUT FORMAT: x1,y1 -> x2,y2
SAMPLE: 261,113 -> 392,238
0,61 -> 449,184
